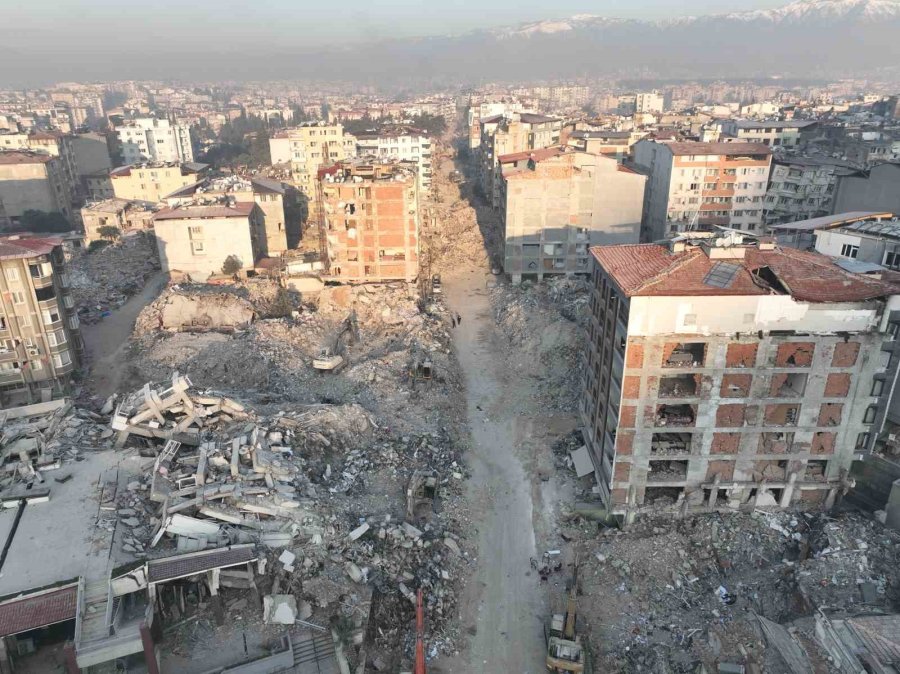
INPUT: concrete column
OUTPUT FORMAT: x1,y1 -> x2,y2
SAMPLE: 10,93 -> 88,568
779,472 -> 797,508
139,622 -> 160,674
884,478 -> 900,531
62,641 -> 79,674
825,486 -> 839,510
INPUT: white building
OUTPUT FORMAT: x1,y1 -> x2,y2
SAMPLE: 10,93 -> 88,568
116,117 -> 194,164
632,140 -> 772,240
763,157 -> 859,225
356,131 -> 433,192
635,91 -> 665,114
716,119 -> 817,149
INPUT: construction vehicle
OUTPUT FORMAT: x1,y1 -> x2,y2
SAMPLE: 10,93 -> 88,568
545,560 -> 588,673
312,312 -> 359,373
406,470 -> 438,521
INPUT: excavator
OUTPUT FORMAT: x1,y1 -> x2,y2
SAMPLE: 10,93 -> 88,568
545,559 -> 588,673
312,311 -> 359,373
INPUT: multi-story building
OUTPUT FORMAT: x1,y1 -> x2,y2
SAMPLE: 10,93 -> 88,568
0,151 -> 77,226
563,129 -> 646,164
832,162 -> 900,215
632,140 -> 772,240
0,236 -> 81,406
763,156 -> 859,225
80,198 -> 158,242
88,161 -> 208,203
635,91 -> 665,115
581,232 -> 900,522
319,160 -> 419,283
716,119 -> 818,148
163,175 -> 300,253
499,148 -> 646,283
466,101 -> 525,150
152,198 -> 267,278
268,122 -> 357,198
478,112 -> 563,208
813,216 -> 900,271
356,130 -> 433,193
116,117 -> 194,164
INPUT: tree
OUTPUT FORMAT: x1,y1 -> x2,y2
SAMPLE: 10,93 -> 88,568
88,240 -> 110,253
221,255 -> 242,275
97,225 -> 121,241
19,210 -> 70,233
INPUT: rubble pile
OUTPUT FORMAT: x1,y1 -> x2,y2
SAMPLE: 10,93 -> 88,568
69,232 -> 160,323
429,161 -> 496,271
129,281 -> 464,435
568,510 -> 900,672
491,277 -> 589,411
104,375 -> 468,669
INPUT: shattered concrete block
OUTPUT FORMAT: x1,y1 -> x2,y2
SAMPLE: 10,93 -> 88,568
278,550 -> 296,567
348,523 -> 370,542
346,562 -> 365,584
263,594 -> 297,625
402,522 -> 423,539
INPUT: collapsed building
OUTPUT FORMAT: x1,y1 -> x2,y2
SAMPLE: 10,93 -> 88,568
317,160 -> 419,283
580,230 -> 900,522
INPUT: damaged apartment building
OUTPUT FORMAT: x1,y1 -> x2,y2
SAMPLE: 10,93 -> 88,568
499,147 -> 646,283
318,160 -> 419,283
580,231 -> 900,522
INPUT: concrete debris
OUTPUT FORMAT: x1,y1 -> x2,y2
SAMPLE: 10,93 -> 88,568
263,594 -> 297,625
70,232 -> 160,323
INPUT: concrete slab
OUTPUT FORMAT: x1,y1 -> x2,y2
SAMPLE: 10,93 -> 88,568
570,446 -> 594,478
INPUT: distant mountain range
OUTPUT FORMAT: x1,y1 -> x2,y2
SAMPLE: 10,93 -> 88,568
3,0 -> 900,87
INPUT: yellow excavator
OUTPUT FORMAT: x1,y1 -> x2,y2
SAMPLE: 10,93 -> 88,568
545,560 -> 588,673
312,312 -> 358,373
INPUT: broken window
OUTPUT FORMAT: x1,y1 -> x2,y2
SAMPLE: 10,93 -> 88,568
863,406 -> 877,424
663,342 -> 706,368
770,372 -> 807,397
755,460 -> 788,481
643,486 -> 684,506
805,460 -> 828,482
775,342 -> 814,367
648,460 -> 688,482
656,404 -> 696,427
658,374 -> 699,398
759,432 -> 794,454
651,433 -> 692,456
765,403 -> 800,426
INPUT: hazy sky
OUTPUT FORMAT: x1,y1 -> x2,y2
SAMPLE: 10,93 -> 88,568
2,0 -> 788,50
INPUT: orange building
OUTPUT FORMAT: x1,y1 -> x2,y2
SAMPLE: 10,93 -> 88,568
319,161 -> 419,283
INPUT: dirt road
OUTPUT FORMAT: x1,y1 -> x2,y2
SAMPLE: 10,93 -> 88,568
441,266 -> 548,673
80,271 -> 167,398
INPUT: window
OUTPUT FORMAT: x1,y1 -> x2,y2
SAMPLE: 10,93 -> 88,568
872,380 -> 885,396
191,241 -> 205,255
856,432 -> 870,449
189,226 -> 203,239
10,291 -> 25,305
47,329 -> 66,347
52,350 -> 71,368
840,243 -> 859,259
863,406 -> 877,424
29,263 -> 51,279
885,251 -> 900,270
30,360 -> 42,371
42,309 -> 60,325
4,268 -> 18,282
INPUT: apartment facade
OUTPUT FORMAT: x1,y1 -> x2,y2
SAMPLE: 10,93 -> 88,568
319,161 -> 419,283
0,151 -> 77,225
762,157 -> 859,225
466,101 -> 525,150
632,140 -> 772,240
0,236 -> 81,406
832,163 -> 900,215
116,117 -> 194,164
717,119 -> 817,148
153,200 -> 267,278
268,123 -> 357,197
581,233 -> 899,522
499,148 -> 646,283
356,131 -> 433,193
163,175 -> 299,254
92,162 -> 208,203
80,199 -> 157,242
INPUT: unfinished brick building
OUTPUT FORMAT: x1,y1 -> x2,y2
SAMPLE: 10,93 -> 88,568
318,160 -> 419,283
581,231 -> 900,522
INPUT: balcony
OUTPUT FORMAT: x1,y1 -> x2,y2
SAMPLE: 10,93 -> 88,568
0,369 -> 24,385
31,274 -> 54,290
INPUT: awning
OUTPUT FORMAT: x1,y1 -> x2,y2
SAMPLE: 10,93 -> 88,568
0,584 -> 77,637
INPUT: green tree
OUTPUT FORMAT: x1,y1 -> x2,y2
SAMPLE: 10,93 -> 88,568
97,225 -> 121,241
221,255 -> 242,275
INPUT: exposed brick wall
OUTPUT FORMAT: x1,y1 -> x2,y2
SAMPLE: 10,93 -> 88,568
798,490 -> 826,504
711,433 -> 741,454
619,406 -> 637,428
613,462 -> 631,482
721,373 -> 752,398
759,433 -> 792,454
726,342 -> 758,368
622,376 -> 641,399
611,488 -> 628,505
707,460 -> 735,481
754,460 -> 786,480
716,404 -> 746,428
824,373 -> 851,397
811,432 -> 836,455
765,404 -> 799,425
818,403 -> 843,427
625,343 -> 643,369
775,342 -> 815,367
832,341 -> 861,367
616,432 -> 634,455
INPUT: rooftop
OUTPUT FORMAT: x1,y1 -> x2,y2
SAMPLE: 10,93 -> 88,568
0,236 -> 61,260
82,198 -> 156,214
769,211 -> 895,232
0,150 -> 54,165
153,200 -> 256,221
591,239 -> 897,303
662,141 -> 773,157
734,119 -> 818,130
110,161 -> 208,177
839,218 -> 900,240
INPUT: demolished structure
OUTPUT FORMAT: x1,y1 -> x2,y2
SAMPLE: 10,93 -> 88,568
581,230 -> 900,522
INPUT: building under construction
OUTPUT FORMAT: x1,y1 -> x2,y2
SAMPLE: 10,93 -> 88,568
317,160 -> 419,283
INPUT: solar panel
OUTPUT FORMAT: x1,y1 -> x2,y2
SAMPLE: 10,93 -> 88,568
703,262 -> 741,289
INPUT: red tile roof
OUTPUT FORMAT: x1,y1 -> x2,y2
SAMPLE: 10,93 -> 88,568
0,585 -> 77,637
591,243 -> 897,303
0,236 -> 61,260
